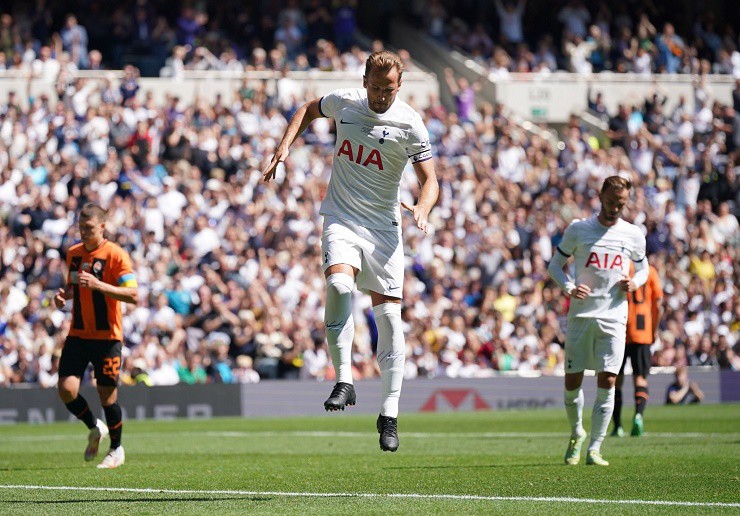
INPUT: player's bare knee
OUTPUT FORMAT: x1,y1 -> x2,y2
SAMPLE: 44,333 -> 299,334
564,372 -> 584,391
597,372 -> 617,389
58,377 -> 79,401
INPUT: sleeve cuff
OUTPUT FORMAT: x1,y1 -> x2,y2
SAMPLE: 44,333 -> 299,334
318,97 -> 327,118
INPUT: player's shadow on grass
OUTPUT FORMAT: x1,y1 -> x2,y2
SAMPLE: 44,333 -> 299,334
5,497 -> 274,504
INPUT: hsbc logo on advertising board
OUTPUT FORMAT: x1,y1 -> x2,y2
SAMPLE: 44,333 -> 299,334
420,389 -> 490,412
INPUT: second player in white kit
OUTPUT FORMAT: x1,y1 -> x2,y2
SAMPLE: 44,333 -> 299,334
548,176 -> 648,466
262,51 -> 439,452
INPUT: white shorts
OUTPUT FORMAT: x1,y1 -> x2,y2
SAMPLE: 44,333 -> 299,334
321,216 -> 404,297
564,317 -> 626,374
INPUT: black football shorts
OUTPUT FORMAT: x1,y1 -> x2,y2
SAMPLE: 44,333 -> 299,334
59,336 -> 123,386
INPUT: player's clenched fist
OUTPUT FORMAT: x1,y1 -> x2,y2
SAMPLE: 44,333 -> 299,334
78,270 -> 102,290
569,284 -> 591,300
618,275 -> 637,292
54,288 -> 67,309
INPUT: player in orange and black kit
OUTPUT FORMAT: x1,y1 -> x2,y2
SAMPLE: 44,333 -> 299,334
611,263 -> 663,437
54,203 -> 138,469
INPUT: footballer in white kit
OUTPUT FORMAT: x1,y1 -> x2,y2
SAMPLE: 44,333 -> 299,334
262,51 -> 439,453
556,215 -> 647,373
318,86 -> 432,295
548,176 -> 649,467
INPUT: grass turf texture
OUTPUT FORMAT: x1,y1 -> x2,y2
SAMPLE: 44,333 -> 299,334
0,404 -> 738,514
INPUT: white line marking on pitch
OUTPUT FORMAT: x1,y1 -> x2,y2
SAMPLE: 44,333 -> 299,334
2,431 -> 738,443
0,485 -> 737,508
200,431 -> 739,439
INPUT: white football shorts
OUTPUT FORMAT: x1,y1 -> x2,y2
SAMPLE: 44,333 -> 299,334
321,215 -> 404,298
564,317 -> 626,374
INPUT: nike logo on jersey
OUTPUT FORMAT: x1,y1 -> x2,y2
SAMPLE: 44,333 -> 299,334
388,285 -> 400,291
339,119 -> 354,124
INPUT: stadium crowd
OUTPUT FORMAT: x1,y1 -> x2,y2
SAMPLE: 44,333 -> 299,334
0,3 -> 738,389
0,1 -> 362,75
418,0 -> 740,77
0,1 -> 737,79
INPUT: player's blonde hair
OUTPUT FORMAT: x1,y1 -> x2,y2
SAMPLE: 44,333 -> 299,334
601,175 -> 632,194
365,51 -> 404,81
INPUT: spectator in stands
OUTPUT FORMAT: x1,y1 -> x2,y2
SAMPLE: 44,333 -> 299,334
333,0 -> 357,53
130,5 -> 154,55
533,35 -> 557,72
176,7 -> 207,47
234,354 -> 260,383
494,0 -> 526,49
655,23 -> 685,74
60,15 -> 88,69
178,352 -> 208,384
558,0 -> 591,39
119,65 -> 140,105
666,366 -> 704,404
443,68 -> 478,123
466,24 -> 494,57
563,32 -> 597,75
424,0 -> 447,43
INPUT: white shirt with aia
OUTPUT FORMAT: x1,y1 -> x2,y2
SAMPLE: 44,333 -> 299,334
318,88 -> 432,230
557,216 -> 646,323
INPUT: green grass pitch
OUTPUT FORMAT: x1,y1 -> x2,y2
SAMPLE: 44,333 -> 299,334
0,404 -> 738,514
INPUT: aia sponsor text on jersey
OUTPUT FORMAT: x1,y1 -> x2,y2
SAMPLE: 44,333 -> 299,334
336,139 -> 384,170
585,252 -> 624,270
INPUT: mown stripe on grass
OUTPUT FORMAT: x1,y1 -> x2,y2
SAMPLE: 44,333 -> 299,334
0,485 -> 738,508
2,430 -> 739,443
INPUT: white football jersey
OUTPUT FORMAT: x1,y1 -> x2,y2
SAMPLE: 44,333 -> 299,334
318,88 -> 432,230
557,216 -> 646,322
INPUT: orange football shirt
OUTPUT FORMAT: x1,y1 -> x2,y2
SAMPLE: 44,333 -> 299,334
65,240 -> 137,341
627,264 -> 663,344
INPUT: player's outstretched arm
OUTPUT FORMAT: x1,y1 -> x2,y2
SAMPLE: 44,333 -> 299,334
263,98 -> 324,182
404,159 -> 439,234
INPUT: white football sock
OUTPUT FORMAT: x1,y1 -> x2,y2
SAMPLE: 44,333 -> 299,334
564,388 -> 585,437
589,387 -> 615,453
324,273 -> 354,384
373,302 -> 405,418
